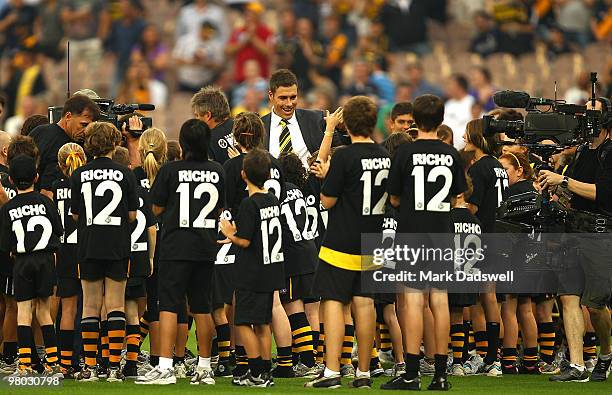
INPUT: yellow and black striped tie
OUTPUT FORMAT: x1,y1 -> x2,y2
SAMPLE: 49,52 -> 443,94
279,119 -> 293,155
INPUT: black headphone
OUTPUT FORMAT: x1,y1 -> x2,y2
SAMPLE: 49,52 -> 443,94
598,97 -> 612,130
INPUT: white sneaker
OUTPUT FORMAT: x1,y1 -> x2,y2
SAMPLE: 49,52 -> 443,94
174,362 -> 187,379
135,366 -> 176,385
384,362 -> 406,377
351,344 -> 359,364
137,362 -> 154,376
483,361 -> 502,377
379,350 -> 394,364
420,358 -> 435,376
585,358 -> 597,373
463,354 -> 484,375
451,364 -> 465,376
190,366 -> 215,385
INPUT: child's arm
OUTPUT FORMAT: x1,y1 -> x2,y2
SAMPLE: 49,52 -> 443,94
146,225 -> 156,276
219,218 -> 250,248
320,194 -> 337,209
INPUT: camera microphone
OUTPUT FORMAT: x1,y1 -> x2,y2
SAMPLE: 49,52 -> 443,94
110,103 -> 156,114
493,90 -> 531,109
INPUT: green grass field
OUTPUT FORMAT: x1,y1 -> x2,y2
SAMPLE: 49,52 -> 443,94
1,375 -> 610,395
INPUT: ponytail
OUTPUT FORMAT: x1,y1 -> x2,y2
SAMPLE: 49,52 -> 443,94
57,143 -> 86,177
138,128 -> 167,185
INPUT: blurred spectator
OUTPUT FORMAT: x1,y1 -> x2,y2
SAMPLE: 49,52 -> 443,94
167,139 -> 181,161
305,88 -> 334,112
61,0 -> 109,89
0,0 -> 37,53
231,87 -> 269,117
275,8 -> 297,70
107,0 -> 146,95
605,60 -> 612,98
117,60 -> 167,109
546,24 -> 572,59
469,66 -> 496,112
470,10 -> 503,57
231,59 -> 267,108
556,0 -> 592,47
375,81 -> 413,140
380,0 -> 430,54
369,59 -> 394,104
341,60 -> 379,99
319,13 -> 348,88
20,113 -> 49,136
173,21 -> 223,93
35,0 -> 64,60
0,94 -> 5,124
4,95 -> 36,135
355,18 -> 389,70
591,0 -> 612,42
131,23 -> 170,82
175,0 -> 227,42
444,74 -> 474,150
437,124 -> 454,146
406,61 -> 444,99
2,47 -> 46,120
226,2 -> 273,83
490,0 -> 535,56
564,71 -> 591,104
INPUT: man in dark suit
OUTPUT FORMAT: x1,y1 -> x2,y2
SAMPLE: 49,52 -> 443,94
262,69 -> 344,166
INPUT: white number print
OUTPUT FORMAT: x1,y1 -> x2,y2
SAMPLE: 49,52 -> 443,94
57,200 -> 77,244
360,169 -> 389,215
12,216 -> 53,253
176,182 -> 219,228
412,165 -> 452,212
453,234 -> 482,274
82,181 -> 123,226
261,217 -> 283,264
131,198 -> 147,252
495,178 -> 509,208
281,198 -> 316,242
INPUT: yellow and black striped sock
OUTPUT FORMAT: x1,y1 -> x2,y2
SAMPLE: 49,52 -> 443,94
583,332 -> 597,361
125,324 -> 140,368
475,331 -> 488,359
341,324 -> 354,366
17,325 -> 33,371
276,346 -> 293,369
100,320 -> 109,368
59,330 -> 73,369
289,312 -> 315,368
450,324 -> 465,364
370,341 -> 380,369
41,325 -> 58,366
235,345 -> 248,374
537,322 -> 555,364
379,323 -> 392,353
107,311 -> 126,369
465,321 -> 475,353
81,317 -> 100,368
502,347 -> 517,368
216,324 -> 231,363
316,323 -> 325,364
523,347 -> 538,368
139,317 -> 149,347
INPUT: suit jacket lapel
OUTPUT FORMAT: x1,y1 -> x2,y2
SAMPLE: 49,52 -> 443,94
263,113 -> 271,150
296,109 -> 315,153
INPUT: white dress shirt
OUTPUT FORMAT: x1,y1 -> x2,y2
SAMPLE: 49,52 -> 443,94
269,109 -> 310,167
444,94 -> 475,150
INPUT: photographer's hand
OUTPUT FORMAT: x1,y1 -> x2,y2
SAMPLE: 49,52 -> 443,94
538,170 -> 562,190
129,115 -> 143,132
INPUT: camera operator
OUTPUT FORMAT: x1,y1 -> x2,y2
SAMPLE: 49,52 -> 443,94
538,98 -> 612,382
29,94 -> 101,197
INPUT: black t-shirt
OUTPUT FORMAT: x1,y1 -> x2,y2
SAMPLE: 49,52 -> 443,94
303,174 -> 326,248
0,191 -> 63,255
280,182 -> 318,276
30,123 -> 72,191
150,159 -> 225,262
223,152 -> 285,215
321,143 -> 391,271
451,207 -> 483,272
70,157 -> 139,261
467,155 -> 508,233
133,166 -> 151,190
507,179 -> 535,197
234,191 -> 285,292
0,170 -> 16,275
52,177 -> 78,277
209,119 -> 235,165
130,186 -> 156,277
387,139 -> 466,233
568,147 -> 599,212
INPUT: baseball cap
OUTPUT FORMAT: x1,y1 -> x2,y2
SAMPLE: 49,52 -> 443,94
9,154 -> 37,190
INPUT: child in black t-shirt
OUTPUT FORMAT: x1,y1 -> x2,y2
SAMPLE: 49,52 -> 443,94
220,148 -> 285,388
70,122 -> 139,382
0,154 -> 63,377
142,119 -> 225,386
52,142 -> 86,376
307,97 -> 390,389
463,118 -> 508,377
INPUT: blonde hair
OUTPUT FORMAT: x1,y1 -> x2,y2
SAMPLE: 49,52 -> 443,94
58,143 -> 86,177
138,127 -> 167,185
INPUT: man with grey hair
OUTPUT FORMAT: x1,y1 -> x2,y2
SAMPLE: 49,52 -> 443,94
191,86 -> 234,164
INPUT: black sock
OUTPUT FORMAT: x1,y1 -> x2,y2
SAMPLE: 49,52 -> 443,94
41,325 -> 58,366
434,354 -> 447,376
263,359 -> 272,373
316,323 -> 325,364
215,323 -> 231,363
538,322 -> 555,364
475,330 -> 487,359
288,312 -> 315,368
125,324 -> 140,368
523,347 -> 538,368
249,357 -> 263,377
17,325 -> 33,370
107,311 -> 126,369
59,330 -> 74,369
341,324 -> 354,366
403,353 -> 420,378
3,341 -> 17,363
276,346 -> 292,369
502,348 -> 517,367
450,323 -> 465,364
81,317 -> 100,368
485,322 -> 500,365
150,355 -> 159,367
583,332 -> 597,361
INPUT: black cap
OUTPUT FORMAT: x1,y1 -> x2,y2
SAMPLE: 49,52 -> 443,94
9,154 -> 37,190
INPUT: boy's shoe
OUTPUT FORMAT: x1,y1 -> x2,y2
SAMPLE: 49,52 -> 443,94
304,372 -> 342,388
517,364 -> 540,375
481,361 -> 502,377
462,354 -> 483,375
450,364 -> 465,376
590,357 -> 611,382
107,367 -> 125,382
210,355 -> 219,370
350,376 -> 373,388
380,374 -> 421,390
96,365 -> 108,379
135,366 -> 176,385
385,362 -> 406,377
271,365 -> 295,378
0,360 -> 16,374
60,366 -> 76,379
538,361 -> 560,375
421,358 -> 436,376
293,362 -> 319,378
585,357 -> 597,373
121,365 -> 139,379
137,362 -> 154,376
549,365 -> 589,382
428,373 -> 451,391
174,362 -> 187,379
214,361 -> 233,377
502,364 -> 518,375
190,366 -> 215,385
3,367 -> 34,381
340,364 -> 355,378
379,350 -> 394,364
232,368 -> 248,385
42,364 -> 64,379
75,366 -> 99,382
371,361 -> 385,377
